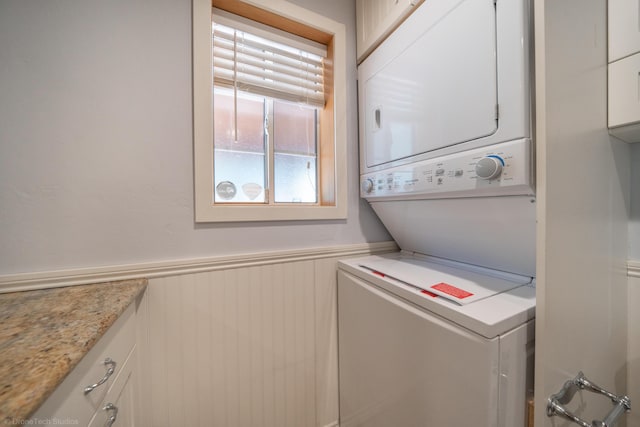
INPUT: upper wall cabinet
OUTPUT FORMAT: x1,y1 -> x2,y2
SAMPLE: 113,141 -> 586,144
608,0 -> 640,142
356,0 -> 423,63
609,0 -> 640,62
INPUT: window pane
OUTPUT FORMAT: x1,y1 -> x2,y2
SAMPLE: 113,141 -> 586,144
213,88 -> 266,203
214,150 -> 265,203
214,89 -> 265,152
273,101 -> 317,155
273,100 -> 318,203
274,153 -> 317,203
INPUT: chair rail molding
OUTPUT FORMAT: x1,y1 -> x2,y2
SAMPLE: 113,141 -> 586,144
0,241 -> 398,293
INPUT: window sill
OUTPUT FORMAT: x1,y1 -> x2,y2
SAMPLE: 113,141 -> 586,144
195,203 -> 347,223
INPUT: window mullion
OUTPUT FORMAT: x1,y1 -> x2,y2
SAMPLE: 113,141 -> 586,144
265,99 -> 275,205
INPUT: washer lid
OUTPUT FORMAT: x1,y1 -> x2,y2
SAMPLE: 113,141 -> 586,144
358,256 -> 526,306
339,253 -> 536,338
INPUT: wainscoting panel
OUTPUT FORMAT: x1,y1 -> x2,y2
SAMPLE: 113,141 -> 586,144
314,258 -> 340,427
138,255 -> 353,427
627,272 -> 640,427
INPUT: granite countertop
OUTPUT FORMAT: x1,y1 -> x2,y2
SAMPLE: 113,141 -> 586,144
0,279 -> 147,423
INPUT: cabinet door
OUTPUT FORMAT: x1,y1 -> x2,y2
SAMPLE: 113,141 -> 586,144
609,0 -> 640,62
608,53 -> 640,129
356,0 -> 419,62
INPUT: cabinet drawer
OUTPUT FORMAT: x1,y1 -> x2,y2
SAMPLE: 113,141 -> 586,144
88,345 -> 137,427
609,53 -> 640,129
609,0 -> 640,62
30,303 -> 136,426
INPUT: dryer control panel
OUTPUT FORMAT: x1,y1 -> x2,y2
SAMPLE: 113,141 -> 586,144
360,138 -> 534,200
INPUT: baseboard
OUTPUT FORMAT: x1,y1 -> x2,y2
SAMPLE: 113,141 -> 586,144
0,241 -> 398,293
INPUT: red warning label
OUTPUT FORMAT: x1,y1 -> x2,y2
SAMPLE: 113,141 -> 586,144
421,290 -> 438,298
431,282 -> 474,299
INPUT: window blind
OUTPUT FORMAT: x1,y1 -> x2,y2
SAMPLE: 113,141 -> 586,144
213,21 -> 326,107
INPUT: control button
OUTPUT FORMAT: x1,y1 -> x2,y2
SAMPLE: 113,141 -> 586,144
361,179 -> 374,194
455,169 -> 464,177
475,156 -> 504,180
435,168 -> 445,176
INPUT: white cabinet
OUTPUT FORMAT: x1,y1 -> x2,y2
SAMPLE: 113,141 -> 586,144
355,0 -> 423,62
31,303 -> 138,426
608,0 -> 640,142
609,54 -> 640,140
608,0 -> 640,63
88,347 -> 137,427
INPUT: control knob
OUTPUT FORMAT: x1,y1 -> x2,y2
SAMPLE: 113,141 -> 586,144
475,156 -> 504,180
361,178 -> 374,194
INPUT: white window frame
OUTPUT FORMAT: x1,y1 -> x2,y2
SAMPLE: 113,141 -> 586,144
193,0 -> 348,222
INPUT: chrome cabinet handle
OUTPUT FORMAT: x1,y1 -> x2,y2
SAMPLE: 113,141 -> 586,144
84,358 -> 116,394
547,371 -> 631,427
104,403 -> 118,427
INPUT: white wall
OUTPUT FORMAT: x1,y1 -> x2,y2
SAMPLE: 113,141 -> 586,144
628,144 -> 639,427
0,0 -> 390,276
628,275 -> 640,427
630,145 -> 640,259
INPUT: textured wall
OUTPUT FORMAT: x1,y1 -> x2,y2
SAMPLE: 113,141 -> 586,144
0,0 -> 390,276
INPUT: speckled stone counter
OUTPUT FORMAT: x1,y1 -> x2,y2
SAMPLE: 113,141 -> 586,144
0,279 -> 147,423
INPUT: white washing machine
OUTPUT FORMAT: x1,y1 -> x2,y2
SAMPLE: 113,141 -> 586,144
337,253 -> 535,427
340,0 -> 535,425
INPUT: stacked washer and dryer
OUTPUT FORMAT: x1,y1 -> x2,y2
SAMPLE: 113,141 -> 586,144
338,0 -> 535,426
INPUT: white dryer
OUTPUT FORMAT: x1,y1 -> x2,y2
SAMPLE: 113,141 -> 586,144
340,0 -> 535,425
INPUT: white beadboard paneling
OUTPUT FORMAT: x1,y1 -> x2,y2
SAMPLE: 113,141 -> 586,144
134,284 -> 151,427
314,258 -> 340,427
629,273 -> 640,427
165,279 -> 186,426
139,255 -> 353,427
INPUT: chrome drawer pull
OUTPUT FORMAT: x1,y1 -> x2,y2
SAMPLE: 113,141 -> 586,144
104,403 -> 118,427
84,358 -> 116,394
547,371 -> 631,427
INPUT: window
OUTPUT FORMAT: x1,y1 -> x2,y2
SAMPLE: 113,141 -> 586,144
193,0 -> 348,222
212,16 -> 323,204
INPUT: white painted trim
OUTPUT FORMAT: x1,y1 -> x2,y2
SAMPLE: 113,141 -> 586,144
0,241 -> 398,293
629,259 -> 640,278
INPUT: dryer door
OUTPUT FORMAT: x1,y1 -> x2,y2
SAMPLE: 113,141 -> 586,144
360,0 -> 498,168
